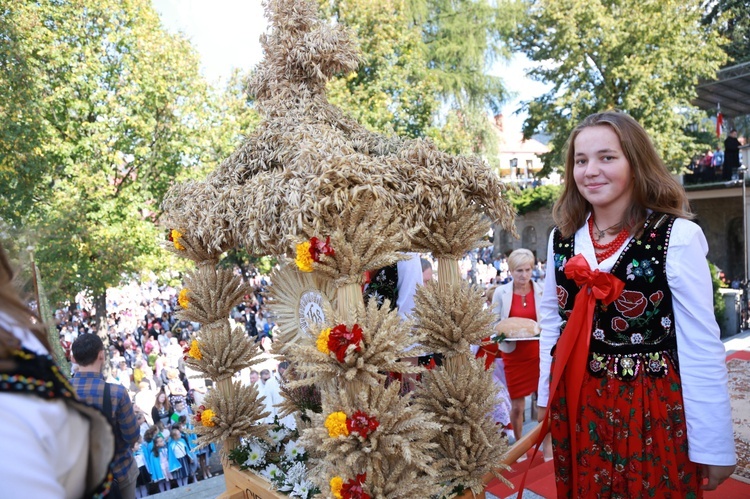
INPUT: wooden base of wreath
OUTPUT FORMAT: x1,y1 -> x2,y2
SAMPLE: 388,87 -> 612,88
217,459 -> 285,499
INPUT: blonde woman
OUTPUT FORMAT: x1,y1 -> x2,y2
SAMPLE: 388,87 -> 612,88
491,248 -> 551,457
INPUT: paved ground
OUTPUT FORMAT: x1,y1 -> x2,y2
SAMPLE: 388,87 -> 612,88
149,330 -> 750,499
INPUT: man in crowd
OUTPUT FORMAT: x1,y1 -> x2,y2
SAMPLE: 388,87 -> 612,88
71,334 -> 140,499
724,129 -> 741,181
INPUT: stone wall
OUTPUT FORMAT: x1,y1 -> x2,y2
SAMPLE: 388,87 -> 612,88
690,196 -> 744,280
493,206 -> 555,261
493,199 -> 744,277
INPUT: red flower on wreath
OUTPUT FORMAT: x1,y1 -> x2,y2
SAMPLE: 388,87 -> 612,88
557,285 -> 569,309
309,236 -> 335,262
614,290 -> 648,319
194,405 -> 206,424
346,411 -> 380,439
342,473 -> 370,499
328,324 -> 363,362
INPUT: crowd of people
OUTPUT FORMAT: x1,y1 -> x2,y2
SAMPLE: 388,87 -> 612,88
685,128 -> 744,184
48,272 -> 280,497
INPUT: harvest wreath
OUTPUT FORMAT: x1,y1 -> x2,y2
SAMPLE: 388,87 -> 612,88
160,0 -> 517,497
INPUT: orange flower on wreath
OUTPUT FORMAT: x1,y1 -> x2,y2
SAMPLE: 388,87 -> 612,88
316,328 -> 332,355
194,405 -> 216,427
178,288 -> 190,309
330,476 -> 344,499
168,229 -> 186,250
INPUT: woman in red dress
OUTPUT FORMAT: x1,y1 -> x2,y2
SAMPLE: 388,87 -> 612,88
492,248 -> 551,457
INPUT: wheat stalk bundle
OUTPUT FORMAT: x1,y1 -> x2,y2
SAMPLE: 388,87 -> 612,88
192,380 -> 271,454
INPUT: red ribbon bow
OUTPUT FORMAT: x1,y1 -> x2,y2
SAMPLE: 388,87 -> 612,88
518,253 -> 624,498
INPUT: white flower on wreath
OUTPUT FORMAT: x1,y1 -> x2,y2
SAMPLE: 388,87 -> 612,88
661,316 -> 671,329
261,463 -> 281,480
269,428 -> 289,447
280,462 -> 308,490
630,333 -> 643,344
244,441 -> 267,468
292,480 -> 314,498
284,439 -> 305,461
593,328 -> 605,340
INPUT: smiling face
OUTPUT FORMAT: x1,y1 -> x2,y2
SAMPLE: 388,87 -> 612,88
572,125 -> 634,217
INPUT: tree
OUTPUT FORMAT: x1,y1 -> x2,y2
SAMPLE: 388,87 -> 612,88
0,0 -> 255,325
514,0 -> 728,175
702,0 -> 750,65
319,0 -> 520,155
322,0 -> 441,139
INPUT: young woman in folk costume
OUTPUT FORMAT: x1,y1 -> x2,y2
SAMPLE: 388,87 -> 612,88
534,111 -> 735,498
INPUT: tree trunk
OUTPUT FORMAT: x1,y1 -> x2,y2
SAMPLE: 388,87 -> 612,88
94,290 -> 107,335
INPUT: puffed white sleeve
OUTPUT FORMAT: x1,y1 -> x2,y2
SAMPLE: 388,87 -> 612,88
537,230 -> 563,407
397,253 -> 423,319
667,218 -> 736,466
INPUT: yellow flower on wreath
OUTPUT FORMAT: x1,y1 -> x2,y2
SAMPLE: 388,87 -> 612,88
201,408 -> 216,427
316,328 -> 332,355
178,288 -> 190,309
330,476 -> 343,498
324,411 -> 349,438
170,229 -> 186,250
295,241 -> 314,272
188,340 -> 202,360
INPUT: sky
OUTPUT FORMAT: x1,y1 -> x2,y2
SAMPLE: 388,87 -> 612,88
151,0 -> 548,136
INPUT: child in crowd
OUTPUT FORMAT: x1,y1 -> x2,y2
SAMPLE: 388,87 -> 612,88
150,434 -> 180,492
169,427 -> 194,487
177,416 -> 200,482
536,111 -> 735,497
133,435 -> 151,498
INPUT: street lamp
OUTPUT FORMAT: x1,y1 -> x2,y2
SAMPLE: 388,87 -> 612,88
739,165 -> 749,329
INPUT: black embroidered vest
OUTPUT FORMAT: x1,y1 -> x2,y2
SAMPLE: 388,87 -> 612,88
553,213 -> 679,381
0,347 -> 115,498
363,263 -> 399,311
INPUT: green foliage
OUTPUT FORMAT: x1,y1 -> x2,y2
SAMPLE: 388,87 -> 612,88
708,260 -> 727,328
407,0 -> 521,112
0,0 -> 255,307
507,184 -> 562,215
513,0 -> 728,176
220,249 -> 278,282
321,0 -> 520,155
702,0 -> 750,65
323,0 -> 440,138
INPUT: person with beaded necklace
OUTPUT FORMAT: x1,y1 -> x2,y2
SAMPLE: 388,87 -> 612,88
0,242 -> 115,498
527,112 -> 735,498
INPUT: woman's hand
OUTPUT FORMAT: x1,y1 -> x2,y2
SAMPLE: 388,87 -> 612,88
700,464 -> 735,490
537,405 -> 547,423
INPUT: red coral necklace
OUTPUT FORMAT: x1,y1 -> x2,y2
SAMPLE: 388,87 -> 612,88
588,217 -> 630,263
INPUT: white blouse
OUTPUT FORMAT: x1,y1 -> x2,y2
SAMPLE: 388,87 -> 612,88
0,311 -> 90,498
537,216 -> 736,467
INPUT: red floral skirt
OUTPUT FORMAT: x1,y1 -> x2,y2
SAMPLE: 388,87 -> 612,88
549,360 -> 703,498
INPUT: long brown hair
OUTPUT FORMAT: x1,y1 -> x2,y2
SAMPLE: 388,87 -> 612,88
154,387 -> 172,413
553,111 -> 692,238
0,242 -> 51,359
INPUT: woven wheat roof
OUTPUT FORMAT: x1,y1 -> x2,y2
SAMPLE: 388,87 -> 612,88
161,0 -> 515,261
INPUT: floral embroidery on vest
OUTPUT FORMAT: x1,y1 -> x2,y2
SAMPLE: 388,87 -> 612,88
553,213 -> 679,381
